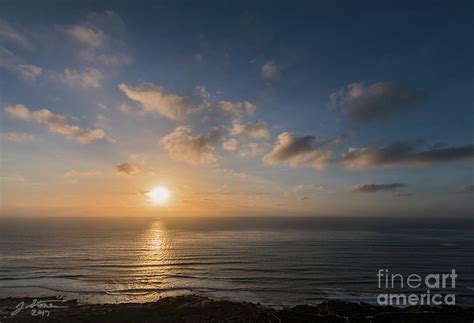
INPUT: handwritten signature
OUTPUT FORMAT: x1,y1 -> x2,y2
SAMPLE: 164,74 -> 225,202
10,299 -> 68,317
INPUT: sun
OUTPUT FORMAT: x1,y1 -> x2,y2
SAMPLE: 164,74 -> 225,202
147,186 -> 171,206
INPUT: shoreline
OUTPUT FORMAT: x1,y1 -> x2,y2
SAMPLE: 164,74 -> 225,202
1,295 -> 473,322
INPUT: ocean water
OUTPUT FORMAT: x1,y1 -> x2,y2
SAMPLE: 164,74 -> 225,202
0,216 -> 473,306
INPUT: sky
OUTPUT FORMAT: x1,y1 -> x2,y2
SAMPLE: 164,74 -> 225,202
0,0 -> 473,217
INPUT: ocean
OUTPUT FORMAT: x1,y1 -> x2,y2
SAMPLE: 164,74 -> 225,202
0,216 -> 473,306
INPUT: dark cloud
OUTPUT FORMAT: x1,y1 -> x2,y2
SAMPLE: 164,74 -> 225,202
350,183 -> 406,193
116,162 -> 138,175
339,141 -> 474,170
263,132 -> 351,170
263,132 -> 332,170
329,82 -> 424,122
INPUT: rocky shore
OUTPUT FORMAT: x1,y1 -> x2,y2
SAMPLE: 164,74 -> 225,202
1,295 -> 473,322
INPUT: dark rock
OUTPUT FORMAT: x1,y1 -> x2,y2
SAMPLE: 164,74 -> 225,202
0,295 -> 472,323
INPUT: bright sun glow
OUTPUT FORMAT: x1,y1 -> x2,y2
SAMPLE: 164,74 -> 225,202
147,186 -> 171,206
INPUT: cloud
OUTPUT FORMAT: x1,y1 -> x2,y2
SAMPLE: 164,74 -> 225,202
64,11 -> 132,66
64,170 -> 103,179
79,50 -> 132,65
161,126 -> 218,165
4,104 -> 105,144
297,196 -> 309,200
51,67 -> 102,88
339,141 -> 474,170
17,64 -> 42,80
0,47 -> 42,80
350,183 -> 406,193
231,120 -> 270,139
67,25 -> 104,48
0,174 -> 27,183
238,142 -> 272,158
261,61 -> 281,81
293,184 -> 329,193
0,132 -> 35,143
0,19 -> 33,49
215,101 -> 256,119
116,162 -> 138,175
222,138 -> 238,151
119,83 -> 198,121
4,104 -> 30,119
455,185 -> 474,193
63,170 -> 102,183
213,168 -> 248,179
263,132 -> 334,170
329,82 -> 423,122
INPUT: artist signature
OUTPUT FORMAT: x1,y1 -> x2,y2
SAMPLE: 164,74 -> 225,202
10,299 -> 68,317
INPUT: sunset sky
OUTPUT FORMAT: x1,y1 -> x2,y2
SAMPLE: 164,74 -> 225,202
1,1 -> 473,217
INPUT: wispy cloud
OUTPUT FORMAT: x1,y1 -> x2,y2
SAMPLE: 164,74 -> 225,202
119,83 -> 198,121
293,184 -> 329,193
0,19 -> 33,49
5,104 -> 105,144
0,47 -> 42,81
0,132 -> 35,143
63,170 -> 103,183
51,67 -> 102,89
350,183 -> 406,193
66,25 -> 104,48
63,11 -> 132,65
64,170 -> 103,178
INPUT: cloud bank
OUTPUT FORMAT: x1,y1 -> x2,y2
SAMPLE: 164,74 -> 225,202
340,141 -> 474,170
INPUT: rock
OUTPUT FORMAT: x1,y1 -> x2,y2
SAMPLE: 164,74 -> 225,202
0,295 -> 472,323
